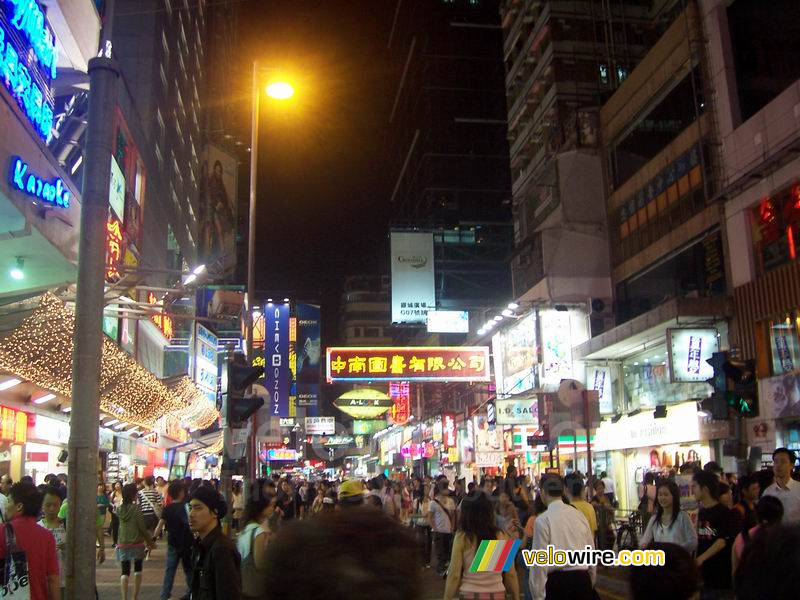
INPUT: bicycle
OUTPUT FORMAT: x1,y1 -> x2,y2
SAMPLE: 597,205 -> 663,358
615,510 -> 643,551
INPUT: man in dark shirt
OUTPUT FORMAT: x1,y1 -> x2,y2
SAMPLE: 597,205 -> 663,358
733,474 -> 759,532
155,481 -> 192,600
189,486 -> 240,600
694,470 -> 733,599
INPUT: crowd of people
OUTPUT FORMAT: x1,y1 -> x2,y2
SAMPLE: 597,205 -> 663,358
0,448 -> 796,600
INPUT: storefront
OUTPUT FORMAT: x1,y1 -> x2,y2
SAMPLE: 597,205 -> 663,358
0,404 -> 29,481
25,414 -> 69,484
593,401 -> 717,510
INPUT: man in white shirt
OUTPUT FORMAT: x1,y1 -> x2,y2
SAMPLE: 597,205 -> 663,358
0,474 -> 12,521
763,447 -> 800,524
600,471 -> 615,504
427,479 -> 455,578
530,473 -> 595,600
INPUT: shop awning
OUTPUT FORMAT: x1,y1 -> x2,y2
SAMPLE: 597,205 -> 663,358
0,292 -> 219,430
574,297 -> 731,361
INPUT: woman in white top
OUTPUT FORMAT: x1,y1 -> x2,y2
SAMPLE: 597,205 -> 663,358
444,491 -> 520,600
639,480 -> 697,554
238,493 -> 278,600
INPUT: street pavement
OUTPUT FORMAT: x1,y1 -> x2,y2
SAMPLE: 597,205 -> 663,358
95,533 -> 631,600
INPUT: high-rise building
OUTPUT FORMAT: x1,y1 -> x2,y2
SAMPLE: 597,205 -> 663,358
388,0 -> 513,311
501,0 -> 668,311
339,275 -> 393,346
113,0 -> 207,272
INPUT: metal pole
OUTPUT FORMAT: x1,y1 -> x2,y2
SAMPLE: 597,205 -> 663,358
242,61 -> 261,496
65,54 -> 119,600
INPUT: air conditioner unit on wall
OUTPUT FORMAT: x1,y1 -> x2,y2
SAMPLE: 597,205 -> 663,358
588,297 -> 614,337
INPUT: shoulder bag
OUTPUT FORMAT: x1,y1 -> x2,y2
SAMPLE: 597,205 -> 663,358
0,523 -> 30,599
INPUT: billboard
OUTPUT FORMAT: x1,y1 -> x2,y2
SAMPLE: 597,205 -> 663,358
326,346 -> 490,382
496,397 -> 539,425
427,310 -> 469,333
540,310 -> 574,386
667,328 -> 719,382
391,232 -> 435,324
265,303 -> 291,417
193,324 -> 218,405
492,313 -> 538,397
305,417 -> 335,435
761,372 -> 800,420
586,365 -> 614,414
198,144 -> 237,273
296,304 -> 321,412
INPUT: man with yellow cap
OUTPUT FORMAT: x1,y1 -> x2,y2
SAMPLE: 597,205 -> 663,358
338,480 -> 366,509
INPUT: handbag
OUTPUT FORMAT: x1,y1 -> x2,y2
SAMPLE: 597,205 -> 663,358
0,523 -> 31,599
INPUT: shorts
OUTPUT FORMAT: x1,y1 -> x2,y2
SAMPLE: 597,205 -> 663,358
143,513 -> 159,532
116,544 -> 145,562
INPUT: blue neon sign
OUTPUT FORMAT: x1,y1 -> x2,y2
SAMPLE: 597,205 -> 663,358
10,156 -> 70,207
0,0 -> 56,140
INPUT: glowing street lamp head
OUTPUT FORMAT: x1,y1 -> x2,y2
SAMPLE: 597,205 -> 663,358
266,81 -> 295,100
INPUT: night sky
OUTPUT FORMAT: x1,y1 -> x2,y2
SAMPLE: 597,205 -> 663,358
238,1 -> 398,342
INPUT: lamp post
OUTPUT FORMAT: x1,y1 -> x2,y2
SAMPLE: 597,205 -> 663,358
243,63 -> 294,489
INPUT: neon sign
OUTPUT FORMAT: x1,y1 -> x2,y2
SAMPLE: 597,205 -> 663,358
0,404 -> 27,443
389,381 -> 410,425
1,0 -> 57,139
9,157 -> 69,207
105,215 -> 123,282
147,292 -> 174,340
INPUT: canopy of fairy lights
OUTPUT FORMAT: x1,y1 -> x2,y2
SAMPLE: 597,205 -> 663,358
0,293 -> 218,430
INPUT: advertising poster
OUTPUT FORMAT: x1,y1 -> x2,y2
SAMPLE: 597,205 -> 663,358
761,371 -> 800,419
390,231 -> 435,324
427,310 -> 469,333
193,324 -> 218,405
296,304 -> 321,415
492,313 -> 537,397
540,310 -> 573,386
265,303 -> 290,417
586,365 -> 614,414
495,397 -> 539,426
198,144 -> 237,273
473,415 -> 501,452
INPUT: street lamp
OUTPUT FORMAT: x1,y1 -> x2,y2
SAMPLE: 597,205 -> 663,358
247,63 -> 296,367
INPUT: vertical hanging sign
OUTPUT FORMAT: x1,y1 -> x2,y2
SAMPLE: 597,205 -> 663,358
265,303 -> 290,417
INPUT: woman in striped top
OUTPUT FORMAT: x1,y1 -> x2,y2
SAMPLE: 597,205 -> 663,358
444,491 -> 520,600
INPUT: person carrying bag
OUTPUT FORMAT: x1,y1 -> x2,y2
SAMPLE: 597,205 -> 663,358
0,523 -> 30,599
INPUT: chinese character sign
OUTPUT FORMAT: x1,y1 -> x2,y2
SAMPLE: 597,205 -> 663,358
326,347 -> 490,382
667,328 -> 719,382
105,215 -> 123,282
0,405 -> 26,444
389,381 -> 411,425
265,304 -> 290,416
147,292 -> 173,340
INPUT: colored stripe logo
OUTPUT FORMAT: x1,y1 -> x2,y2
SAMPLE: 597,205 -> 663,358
469,540 -> 521,571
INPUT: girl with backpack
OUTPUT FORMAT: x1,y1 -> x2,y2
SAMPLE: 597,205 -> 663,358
237,492 -> 279,600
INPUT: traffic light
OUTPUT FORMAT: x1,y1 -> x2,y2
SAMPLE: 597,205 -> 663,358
725,358 -> 758,417
225,359 -> 264,426
705,352 -> 758,418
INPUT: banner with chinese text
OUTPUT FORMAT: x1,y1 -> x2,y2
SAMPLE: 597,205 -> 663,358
326,347 -> 490,382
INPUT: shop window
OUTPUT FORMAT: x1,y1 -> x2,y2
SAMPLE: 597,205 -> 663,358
768,312 -> 800,375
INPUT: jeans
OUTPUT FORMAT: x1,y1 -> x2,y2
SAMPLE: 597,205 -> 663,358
432,531 -> 453,575
160,544 -> 192,600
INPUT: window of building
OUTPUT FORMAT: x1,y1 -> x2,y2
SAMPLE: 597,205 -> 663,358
615,230 -> 726,325
727,0 -> 800,123
608,67 -> 704,190
611,143 -> 709,266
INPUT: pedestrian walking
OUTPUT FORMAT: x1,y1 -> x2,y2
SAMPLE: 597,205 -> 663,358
411,480 -> 432,567
732,474 -> 759,533
37,486 -> 66,598
763,447 -> 800,524
0,481 -> 60,600
693,469 -> 733,600
731,495 -> 783,576
428,478 -> 456,578
639,481 -> 697,554
188,486 -> 241,600
231,480 -> 244,532
0,474 -> 12,521
110,481 -> 124,547
529,473 -> 595,600
154,481 -> 193,600
444,491 -> 520,600
137,476 -> 163,547
117,482 -> 156,600
238,492 -> 278,600
734,524 -> 800,600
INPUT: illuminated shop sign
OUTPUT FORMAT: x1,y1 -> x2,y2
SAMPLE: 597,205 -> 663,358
147,292 -> 174,340
105,215 -> 123,282
326,347 -> 490,382
667,328 -> 719,383
0,404 -> 27,443
9,157 -> 70,207
0,0 -> 57,139
389,381 -> 410,425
